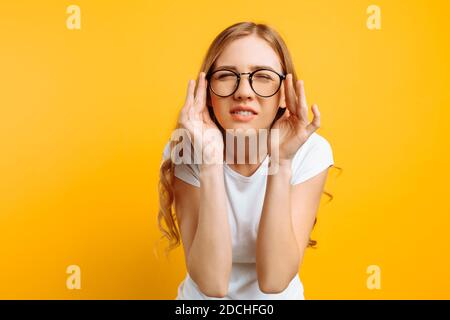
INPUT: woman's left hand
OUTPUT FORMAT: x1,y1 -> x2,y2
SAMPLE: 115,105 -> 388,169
270,75 -> 321,162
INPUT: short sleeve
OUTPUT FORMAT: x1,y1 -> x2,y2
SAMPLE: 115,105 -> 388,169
290,133 -> 334,185
162,141 -> 201,188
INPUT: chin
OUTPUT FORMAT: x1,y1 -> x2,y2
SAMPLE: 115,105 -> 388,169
225,123 -> 265,135
225,121 -> 254,128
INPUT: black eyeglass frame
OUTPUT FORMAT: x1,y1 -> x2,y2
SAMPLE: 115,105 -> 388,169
206,68 -> 286,98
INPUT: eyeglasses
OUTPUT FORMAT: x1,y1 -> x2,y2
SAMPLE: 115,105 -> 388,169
206,68 -> 286,98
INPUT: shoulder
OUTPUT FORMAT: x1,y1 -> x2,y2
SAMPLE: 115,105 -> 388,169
295,132 -> 333,159
290,132 -> 334,185
162,140 -> 172,161
162,140 -> 201,188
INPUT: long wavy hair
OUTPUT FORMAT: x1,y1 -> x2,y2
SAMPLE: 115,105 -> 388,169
157,21 -> 342,258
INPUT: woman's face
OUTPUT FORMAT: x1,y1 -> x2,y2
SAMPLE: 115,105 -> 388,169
209,35 -> 286,132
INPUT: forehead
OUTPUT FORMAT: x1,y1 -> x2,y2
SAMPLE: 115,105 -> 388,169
214,35 -> 282,72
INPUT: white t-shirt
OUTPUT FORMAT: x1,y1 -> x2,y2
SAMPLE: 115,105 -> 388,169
162,132 -> 334,300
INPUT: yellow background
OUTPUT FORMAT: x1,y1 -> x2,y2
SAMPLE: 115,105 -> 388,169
1,0 -> 449,299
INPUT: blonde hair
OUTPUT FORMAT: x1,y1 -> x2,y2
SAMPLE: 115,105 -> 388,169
157,21 -> 341,257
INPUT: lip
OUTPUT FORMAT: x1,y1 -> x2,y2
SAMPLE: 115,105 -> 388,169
230,112 -> 257,122
230,105 -> 258,115
229,106 -> 258,122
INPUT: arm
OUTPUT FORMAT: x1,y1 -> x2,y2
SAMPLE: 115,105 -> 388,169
257,73 -> 327,293
174,164 -> 232,298
174,72 -> 233,298
256,159 -> 330,294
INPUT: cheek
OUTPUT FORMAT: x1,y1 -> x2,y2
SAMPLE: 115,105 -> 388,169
211,95 -> 232,110
210,96 -> 230,121
259,97 -> 281,118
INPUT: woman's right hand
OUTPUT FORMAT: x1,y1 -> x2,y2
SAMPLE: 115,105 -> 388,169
178,72 -> 224,167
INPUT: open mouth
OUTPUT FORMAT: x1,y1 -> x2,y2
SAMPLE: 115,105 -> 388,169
230,110 -> 257,116
230,110 -> 257,122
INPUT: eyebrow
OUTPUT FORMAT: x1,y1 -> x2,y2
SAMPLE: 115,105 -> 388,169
214,65 -> 280,73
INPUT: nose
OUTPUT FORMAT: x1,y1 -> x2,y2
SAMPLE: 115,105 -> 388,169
233,73 -> 255,100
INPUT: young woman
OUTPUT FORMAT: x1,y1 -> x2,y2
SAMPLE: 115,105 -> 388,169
159,21 -> 335,300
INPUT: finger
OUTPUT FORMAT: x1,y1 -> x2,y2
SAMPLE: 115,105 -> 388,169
306,104 -> 321,135
284,74 -> 298,116
202,107 -> 213,124
202,76 -> 209,111
279,108 -> 290,123
194,72 -> 206,112
296,80 -> 309,122
184,79 -> 195,107
181,79 -> 195,122
279,82 -> 286,107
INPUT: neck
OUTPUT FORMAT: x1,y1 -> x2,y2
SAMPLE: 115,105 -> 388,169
222,136 -> 268,166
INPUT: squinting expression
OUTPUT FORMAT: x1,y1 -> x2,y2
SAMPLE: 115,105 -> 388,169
209,35 -> 286,132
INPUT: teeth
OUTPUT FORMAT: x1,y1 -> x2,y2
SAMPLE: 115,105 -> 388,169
232,110 -> 254,116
